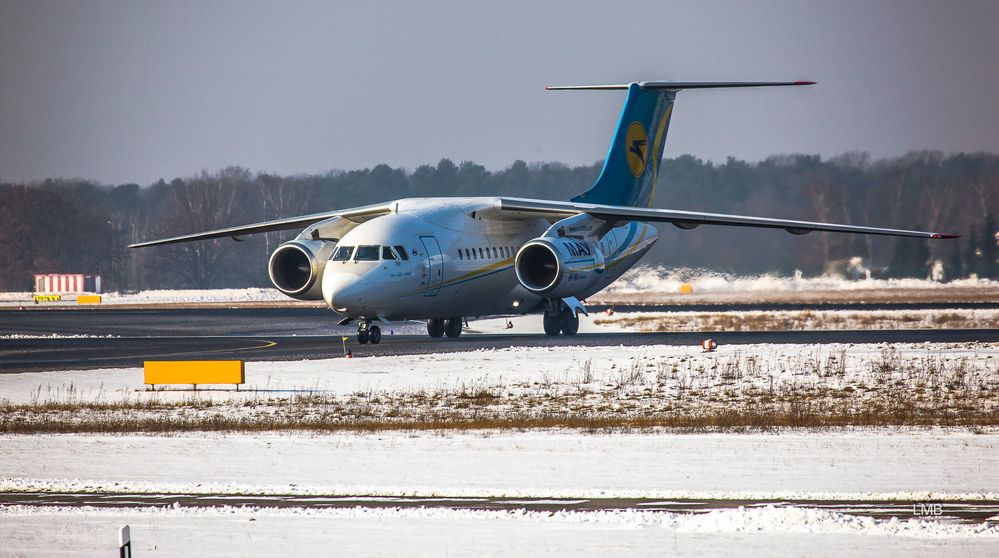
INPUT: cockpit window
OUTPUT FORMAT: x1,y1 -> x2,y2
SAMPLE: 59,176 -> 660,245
355,245 -> 380,261
331,245 -> 354,261
393,245 -> 409,261
382,246 -> 397,260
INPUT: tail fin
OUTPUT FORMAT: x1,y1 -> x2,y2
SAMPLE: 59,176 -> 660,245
549,80 -> 814,208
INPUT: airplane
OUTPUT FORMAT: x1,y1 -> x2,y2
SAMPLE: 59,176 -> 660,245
130,80 -> 958,344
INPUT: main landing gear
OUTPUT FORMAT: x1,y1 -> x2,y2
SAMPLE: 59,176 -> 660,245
356,321 -> 381,345
543,299 -> 578,336
427,317 -> 463,338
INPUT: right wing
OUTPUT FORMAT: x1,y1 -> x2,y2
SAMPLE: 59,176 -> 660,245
129,202 -> 394,248
495,197 -> 959,239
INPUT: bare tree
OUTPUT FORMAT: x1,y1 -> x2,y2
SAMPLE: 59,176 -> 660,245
146,168 -> 252,287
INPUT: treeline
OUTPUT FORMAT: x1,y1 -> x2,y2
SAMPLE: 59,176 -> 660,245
0,152 -> 996,292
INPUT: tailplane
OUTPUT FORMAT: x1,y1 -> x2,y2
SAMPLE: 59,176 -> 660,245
548,80 -> 814,208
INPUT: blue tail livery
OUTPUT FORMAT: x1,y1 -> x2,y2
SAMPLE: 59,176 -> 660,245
548,81 -> 816,208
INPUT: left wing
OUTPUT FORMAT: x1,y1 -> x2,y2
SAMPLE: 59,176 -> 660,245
495,197 -> 958,239
129,202 -> 394,248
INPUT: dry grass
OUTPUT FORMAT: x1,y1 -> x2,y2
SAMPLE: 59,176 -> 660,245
596,309 -> 999,332
2,405 -> 997,435
589,286 -> 999,306
4,346 -> 999,434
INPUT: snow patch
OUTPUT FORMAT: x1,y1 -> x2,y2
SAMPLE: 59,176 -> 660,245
603,266 -> 999,294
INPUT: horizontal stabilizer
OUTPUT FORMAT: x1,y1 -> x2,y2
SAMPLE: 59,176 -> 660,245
546,81 -> 815,91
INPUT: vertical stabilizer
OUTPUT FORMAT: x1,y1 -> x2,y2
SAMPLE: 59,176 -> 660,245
546,80 -> 814,208
570,83 -> 676,208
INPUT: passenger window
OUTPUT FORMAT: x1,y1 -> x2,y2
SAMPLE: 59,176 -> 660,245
457,249 -> 463,260
355,245 -> 380,261
491,247 -> 497,258
382,246 -> 397,260
465,248 -> 470,260
331,245 -> 354,261
478,248 -> 484,259
393,245 -> 409,261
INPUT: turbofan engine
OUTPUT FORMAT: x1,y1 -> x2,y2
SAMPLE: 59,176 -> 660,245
267,240 -> 335,300
514,237 -> 605,299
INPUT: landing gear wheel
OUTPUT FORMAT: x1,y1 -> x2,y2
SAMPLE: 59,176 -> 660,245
427,318 -> 445,338
357,330 -> 369,344
368,325 -> 381,344
444,317 -> 462,338
559,307 -> 579,336
543,311 -> 561,336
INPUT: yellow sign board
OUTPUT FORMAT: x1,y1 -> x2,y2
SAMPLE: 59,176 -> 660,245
144,361 -> 245,386
33,295 -> 62,303
77,295 -> 102,304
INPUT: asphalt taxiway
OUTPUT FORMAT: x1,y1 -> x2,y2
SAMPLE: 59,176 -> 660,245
2,307 -> 998,373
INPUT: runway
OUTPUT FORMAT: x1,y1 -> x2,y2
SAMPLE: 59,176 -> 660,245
2,302 -> 998,337
1,491 -> 994,524
3,307 -> 999,373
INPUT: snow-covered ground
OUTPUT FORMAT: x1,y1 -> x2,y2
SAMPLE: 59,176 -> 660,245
0,287 -> 291,306
597,308 -> 999,331
4,341 -> 999,555
3,342 -> 996,414
3,430 -> 998,500
2,430 -> 999,556
602,266 -> 999,295
2,504 -> 997,557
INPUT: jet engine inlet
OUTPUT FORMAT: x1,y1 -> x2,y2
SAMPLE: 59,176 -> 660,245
515,238 -> 605,299
269,243 -> 315,296
268,240 -> 335,300
515,241 -> 560,293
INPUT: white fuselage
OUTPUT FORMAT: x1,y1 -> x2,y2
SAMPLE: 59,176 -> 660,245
314,198 -> 658,321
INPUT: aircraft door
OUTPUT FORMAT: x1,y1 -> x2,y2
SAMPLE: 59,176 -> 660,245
419,235 -> 444,296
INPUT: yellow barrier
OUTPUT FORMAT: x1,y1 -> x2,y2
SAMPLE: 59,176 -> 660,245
77,295 -> 102,304
144,361 -> 245,387
679,283 -> 694,294
33,295 -> 62,303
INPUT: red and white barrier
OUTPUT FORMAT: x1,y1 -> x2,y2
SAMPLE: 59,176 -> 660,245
33,274 -> 102,294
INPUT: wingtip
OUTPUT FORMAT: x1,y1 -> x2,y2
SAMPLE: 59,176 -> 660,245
931,233 -> 961,239
794,81 -> 817,86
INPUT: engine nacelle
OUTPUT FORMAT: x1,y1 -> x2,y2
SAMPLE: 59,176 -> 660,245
514,237 -> 605,299
267,240 -> 335,300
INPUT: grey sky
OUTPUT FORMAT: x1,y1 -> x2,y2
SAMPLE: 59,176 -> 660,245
1,0 -> 997,185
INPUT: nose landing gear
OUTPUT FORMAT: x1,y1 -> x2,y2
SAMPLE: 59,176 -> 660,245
357,321 -> 381,344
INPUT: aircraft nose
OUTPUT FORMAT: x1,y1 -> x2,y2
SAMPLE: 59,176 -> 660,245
322,271 -> 364,312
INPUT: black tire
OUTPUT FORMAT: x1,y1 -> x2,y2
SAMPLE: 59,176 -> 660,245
543,312 -> 561,336
444,317 -> 462,338
559,308 -> 579,336
427,318 -> 445,338
368,325 -> 381,344
357,330 -> 369,344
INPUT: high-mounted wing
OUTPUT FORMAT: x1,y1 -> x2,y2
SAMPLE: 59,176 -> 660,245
129,202 -> 394,248
495,197 -> 958,239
